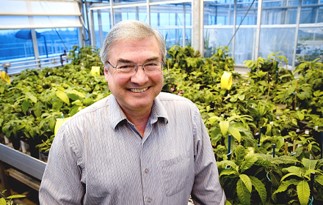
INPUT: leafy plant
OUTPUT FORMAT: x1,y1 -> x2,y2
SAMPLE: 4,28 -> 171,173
0,190 -> 25,205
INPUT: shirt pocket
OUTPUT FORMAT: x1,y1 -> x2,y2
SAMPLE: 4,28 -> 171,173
161,154 -> 190,196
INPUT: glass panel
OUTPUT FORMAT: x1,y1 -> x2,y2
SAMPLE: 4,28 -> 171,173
300,6 -> 319,23
36,28 -> 79,58
204,1 -> 235,25
0,28 -> 79,70
113,6 -> 147,24
287,0 -> 299,6
150,0 -> 192,2
234,27 -> 255,65
204,0 -> 257,25
286,9 -> 298,24
236,1 -> 258,25
262,6 -> 298,24
151,3 -> 191,26
158,28 -> 191,49
302,0 -> 319,5
263,0 -> 285,7
262,0 -> 299,24
318,6 -> 323,22
150,3 -> 191,48
259,27 -> 296,64
93,9 -> 111,48
204,27 -> 233,56
296,27 -> 323,65
113,0 -> 145,4
0,29 -> 34,61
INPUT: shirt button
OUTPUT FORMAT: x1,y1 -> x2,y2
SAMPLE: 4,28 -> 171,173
144,168 -> 149,173
145,196 -> 152,203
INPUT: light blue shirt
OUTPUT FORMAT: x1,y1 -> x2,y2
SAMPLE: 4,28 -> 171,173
39,92 -> 225,205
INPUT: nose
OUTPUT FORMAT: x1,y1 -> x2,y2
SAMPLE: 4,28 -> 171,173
131,65 -> 149,84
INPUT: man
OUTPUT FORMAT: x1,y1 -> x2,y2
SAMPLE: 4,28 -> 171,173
39,20 -> 226,205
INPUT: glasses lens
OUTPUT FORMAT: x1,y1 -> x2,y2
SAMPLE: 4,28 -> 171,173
116,64 -> 136,73
144,62 -> 161,72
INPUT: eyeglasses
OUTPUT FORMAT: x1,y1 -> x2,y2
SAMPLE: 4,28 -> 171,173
106,61 -> 163,75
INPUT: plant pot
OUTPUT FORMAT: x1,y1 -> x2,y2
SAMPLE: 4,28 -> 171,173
314,131 -> 323,159
11,135 -> 21,150
27,138 -> 40,159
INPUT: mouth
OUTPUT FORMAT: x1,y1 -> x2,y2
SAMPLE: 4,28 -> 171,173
129,87 -> 149,93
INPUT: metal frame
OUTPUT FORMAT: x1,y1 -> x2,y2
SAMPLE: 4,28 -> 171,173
0,143 -> 46,180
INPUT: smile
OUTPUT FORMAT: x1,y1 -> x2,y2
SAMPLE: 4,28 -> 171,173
130,87 -> 149,93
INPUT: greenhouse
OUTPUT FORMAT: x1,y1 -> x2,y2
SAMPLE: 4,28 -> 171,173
0,0 -> 322,205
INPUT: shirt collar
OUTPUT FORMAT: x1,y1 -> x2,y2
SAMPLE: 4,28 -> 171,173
150,94 -> 169,124
108,94 -> 169,130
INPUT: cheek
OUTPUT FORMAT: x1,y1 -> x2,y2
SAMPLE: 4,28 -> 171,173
105,74 -> 129,89
154,73 -> 164,85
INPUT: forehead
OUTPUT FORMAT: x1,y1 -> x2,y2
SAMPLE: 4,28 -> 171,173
108,36 -> 160,61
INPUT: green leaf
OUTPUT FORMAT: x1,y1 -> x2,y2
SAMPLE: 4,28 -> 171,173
33,101 -> 43,118
66,89 -> 86,100
240,155 -> 258,173
56,90 -> 70,105
283,166 -> 304,174
217,160 -> 238,171
225,200 -> 232,205
273,179 -> 299,200
239,174 -> 252,193
228,126 -> 241,143
297,180 -> 310,205
281,172 -> 303,181
219,120 -> 229,136
301,158 -> 317,170
315,175 -> 323,186
234,145 -> 246,164
25,91 -> 37,103
296,110 -> 304,121
237,179 -> 251,204
7,194 -> 25,199
219,169 -> 238,177
21,100 -> 31,114
0,198 -> 6,205
250,176 -> 267,204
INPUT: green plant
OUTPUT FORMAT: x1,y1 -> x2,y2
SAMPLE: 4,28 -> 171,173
0,190 -> 25,205
0,46 -> 109,154
1,45 -> 322,204
273,158 -> 323,204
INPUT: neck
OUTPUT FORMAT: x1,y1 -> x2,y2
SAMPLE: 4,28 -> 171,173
123,106 -> 152,137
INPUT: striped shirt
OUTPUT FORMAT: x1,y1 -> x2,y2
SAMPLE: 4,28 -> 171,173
39,92 -> 226,205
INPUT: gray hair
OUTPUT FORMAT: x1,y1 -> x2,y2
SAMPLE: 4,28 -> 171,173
100,20 -> 166,65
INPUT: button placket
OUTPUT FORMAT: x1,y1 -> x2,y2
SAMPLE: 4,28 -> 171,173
144,196 -> 152,203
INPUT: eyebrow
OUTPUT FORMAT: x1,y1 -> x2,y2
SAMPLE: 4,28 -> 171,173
116,57 -> 160,64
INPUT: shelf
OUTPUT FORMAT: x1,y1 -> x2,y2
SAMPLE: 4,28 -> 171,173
0,143 -> 46,180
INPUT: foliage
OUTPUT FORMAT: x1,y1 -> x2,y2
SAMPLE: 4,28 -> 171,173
0,45 -> 322,204
0,190 -> 25,205
164,47 -> 323,204
0,46 -> 109,153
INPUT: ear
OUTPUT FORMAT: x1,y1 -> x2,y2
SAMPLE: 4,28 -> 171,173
104,67 -> 110,81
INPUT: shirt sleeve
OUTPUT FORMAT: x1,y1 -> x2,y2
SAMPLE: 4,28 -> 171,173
39,123 -> 84,205
191,108 -> 226,205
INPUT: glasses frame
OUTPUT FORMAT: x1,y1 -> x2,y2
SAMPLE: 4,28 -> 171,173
106,60 -> 164,75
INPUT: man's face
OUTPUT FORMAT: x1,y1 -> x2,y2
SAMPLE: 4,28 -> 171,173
104,36 -> 164,115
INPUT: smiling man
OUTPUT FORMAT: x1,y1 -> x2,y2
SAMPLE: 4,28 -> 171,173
39,20 -> 226,205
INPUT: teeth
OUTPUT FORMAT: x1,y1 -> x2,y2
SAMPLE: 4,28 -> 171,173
130,87 -> 148,93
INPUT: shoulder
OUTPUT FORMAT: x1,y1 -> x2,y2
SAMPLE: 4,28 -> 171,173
156,92 -> 199,113
157,92 -> 194,104
75,96 -> 110,116
59,96 -> 111,132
